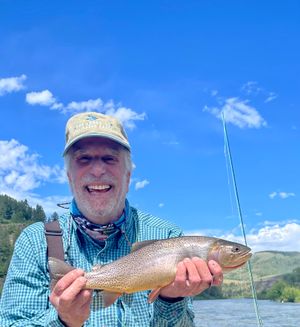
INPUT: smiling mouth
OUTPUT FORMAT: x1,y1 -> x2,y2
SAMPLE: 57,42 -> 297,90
86,185 -> 112,193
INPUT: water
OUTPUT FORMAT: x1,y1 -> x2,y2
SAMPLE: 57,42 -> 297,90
194,299 -> 300,327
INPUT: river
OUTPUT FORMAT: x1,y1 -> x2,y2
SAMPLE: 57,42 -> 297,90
194,299 -> 300,327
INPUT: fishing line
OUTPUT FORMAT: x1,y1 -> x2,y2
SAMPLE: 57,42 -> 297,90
221,111 -> 264,327
224,137 -> 235,219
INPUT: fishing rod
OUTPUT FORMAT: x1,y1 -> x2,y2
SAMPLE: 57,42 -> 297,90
221,111 -> 264,327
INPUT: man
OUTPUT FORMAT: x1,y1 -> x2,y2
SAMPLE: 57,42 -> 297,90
0,112 -> 223,326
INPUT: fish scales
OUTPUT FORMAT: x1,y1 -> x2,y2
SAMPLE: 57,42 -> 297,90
85,236 -> 221,293
49,235 -> 252,305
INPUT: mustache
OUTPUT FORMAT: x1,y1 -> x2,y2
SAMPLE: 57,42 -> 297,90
81,177 -> 116,185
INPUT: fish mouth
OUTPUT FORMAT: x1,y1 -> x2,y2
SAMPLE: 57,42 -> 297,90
223,252 -> 252,271
86,184 -> 112,193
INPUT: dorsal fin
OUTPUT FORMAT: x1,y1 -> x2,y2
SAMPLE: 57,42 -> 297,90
131,239 -> 158,252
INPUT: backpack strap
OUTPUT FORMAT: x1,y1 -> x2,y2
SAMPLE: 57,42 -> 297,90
44,220 -> 65,261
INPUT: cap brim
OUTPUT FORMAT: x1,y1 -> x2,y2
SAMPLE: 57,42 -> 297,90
62,133 -> 131,156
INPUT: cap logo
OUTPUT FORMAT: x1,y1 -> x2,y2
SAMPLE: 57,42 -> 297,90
86,114 -> 98,121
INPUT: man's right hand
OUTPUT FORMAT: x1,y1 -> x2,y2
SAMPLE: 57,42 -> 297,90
49,269 -> 93,327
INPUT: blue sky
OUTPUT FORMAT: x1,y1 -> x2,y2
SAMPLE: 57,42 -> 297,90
0,0 -> 299,252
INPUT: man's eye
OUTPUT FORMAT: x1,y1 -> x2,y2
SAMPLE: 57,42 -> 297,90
77,156 -> 92,164
103,156 -> 117,163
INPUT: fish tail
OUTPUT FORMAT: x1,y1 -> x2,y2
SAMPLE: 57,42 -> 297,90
48,257 -> 76,289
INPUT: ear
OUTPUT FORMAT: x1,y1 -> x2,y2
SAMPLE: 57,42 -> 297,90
126,171 -> 131,192
66,171 -> 74,193
67,170 -> 72,183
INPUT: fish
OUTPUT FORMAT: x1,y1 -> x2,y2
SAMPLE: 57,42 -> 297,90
48,236 -> 252,307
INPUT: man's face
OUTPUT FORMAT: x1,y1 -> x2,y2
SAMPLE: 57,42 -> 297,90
67,137 -> 131,224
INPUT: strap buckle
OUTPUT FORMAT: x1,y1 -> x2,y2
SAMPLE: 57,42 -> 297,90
45,230 -> 63,236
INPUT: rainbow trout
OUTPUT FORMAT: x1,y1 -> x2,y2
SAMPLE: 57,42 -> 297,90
49,236 -> 251,307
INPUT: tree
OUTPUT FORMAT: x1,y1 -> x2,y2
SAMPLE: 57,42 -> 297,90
50,212 -> 59,220
282,286 -> 300,303
11,211 -> 24,222
266,281 -> 287,301
32,204 -> 46,222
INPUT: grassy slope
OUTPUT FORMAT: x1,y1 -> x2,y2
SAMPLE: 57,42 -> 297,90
221,251 -> 300,297
0,222 -> 29,292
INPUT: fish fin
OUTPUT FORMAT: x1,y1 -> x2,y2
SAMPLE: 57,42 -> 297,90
131,239 -> 158,252
148,287 -> 162,303
48,257 -> 76,287
91,264 -> 103,272
102,291 -> 122,307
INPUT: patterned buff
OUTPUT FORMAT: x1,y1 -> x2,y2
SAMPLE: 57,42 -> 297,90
70,199 -> 126,243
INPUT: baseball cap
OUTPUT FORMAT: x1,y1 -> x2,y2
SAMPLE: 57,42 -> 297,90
63,112 -> 130,156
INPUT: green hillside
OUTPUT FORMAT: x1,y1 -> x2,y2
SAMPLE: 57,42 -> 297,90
220,251 -> 300,300
227,251 -> 300,281
0,222 -> 29,291
0,194 -> 53,293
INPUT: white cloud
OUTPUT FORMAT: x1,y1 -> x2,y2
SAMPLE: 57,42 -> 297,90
0,139 -> 66,196
105,106 -> 146,129
269,191 -> 295,199
158,203 -> 164,208
51,102 -> 64,110
26,88 -> 146,130
65,98 -> 103,112
204,97 -> 267,129
0,139 -> 68,215
0,74 -> 27,96
135,179 -> 150,190
26,90 -> 57,106
185,222 -> 300,252
241,81 -> 262,95
64,98 -> 146,129
241,81 -> 277,103
246,223 -> 300,252
279,192 -> 295,199
264,92 -> 278,103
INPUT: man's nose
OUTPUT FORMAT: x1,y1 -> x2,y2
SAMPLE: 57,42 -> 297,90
89,159 -> 106,176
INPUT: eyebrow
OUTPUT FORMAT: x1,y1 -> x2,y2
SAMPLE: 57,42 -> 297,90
72,146 -> 121,156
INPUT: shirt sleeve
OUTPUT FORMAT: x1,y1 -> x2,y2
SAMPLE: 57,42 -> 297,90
0,228 -> 65,327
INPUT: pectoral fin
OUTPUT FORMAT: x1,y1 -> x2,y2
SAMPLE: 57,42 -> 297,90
148,287 -> 162,303
102,291 -> 122,307
91,264 -> 103,272
48,257 -> 76,289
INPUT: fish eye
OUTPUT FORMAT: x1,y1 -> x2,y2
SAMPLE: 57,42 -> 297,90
232,246 -> 240,253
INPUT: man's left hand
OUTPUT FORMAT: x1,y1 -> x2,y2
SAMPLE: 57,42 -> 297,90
159,257 -> 223,299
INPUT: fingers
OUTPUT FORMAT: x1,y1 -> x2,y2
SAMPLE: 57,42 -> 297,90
58,276 -> 86,302
172,261 -> 189,289
208,260 -> 223,286
159,257 -> 224,299
181,258 -> 214,295
182,258 -> 202,293
49,269 -> 93,327
52,269 -> 85,296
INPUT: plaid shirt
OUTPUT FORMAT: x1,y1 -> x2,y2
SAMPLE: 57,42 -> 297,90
0,202 -> 195,326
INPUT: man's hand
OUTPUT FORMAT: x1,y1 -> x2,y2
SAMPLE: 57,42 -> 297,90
49,269 -> 93,327
159,257 -> 223,299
